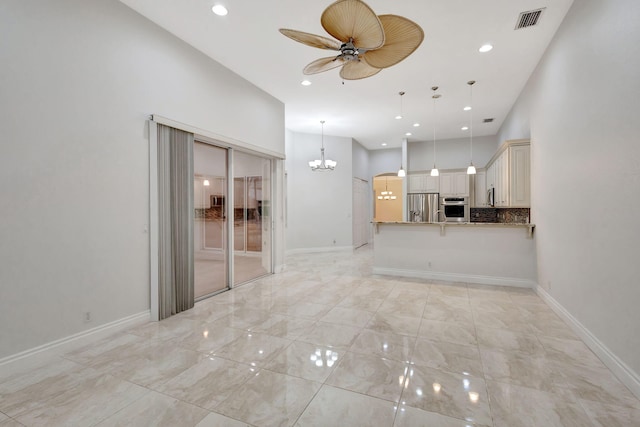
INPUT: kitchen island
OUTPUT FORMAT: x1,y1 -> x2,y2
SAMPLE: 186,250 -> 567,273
373,222 -> 537,288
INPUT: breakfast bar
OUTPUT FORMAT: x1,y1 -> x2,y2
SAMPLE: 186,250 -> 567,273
373,222 -> 537,288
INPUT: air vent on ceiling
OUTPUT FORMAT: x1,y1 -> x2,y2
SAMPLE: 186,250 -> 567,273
483,118 -> 494,123
515,8 -> 545,29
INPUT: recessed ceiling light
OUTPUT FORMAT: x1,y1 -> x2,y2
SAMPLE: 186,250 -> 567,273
395,115 -> 402,120
461,126 -> 469,131
211,4 -> 228,16
463,106 -> 472,111
413,123 -> 420,127
479,44 -> 493,53
381,143 -> 388,146
301,80 -> 311,86
405,132 -> 412,136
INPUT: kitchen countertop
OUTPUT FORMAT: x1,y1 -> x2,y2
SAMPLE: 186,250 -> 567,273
373,221 -> 535,237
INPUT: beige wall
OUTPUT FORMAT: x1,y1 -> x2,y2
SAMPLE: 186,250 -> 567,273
373,176 -> 403,222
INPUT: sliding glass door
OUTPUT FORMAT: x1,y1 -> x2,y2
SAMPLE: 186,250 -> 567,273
194,142 -> 228,299
233,151 -> 272,285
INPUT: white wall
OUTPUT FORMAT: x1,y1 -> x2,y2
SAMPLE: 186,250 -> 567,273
352,140 -> 370,181
370,148 -> 402,178
408,136 -> 497,172
285,132 -> 353,251
498,0 -> 640,378
0,0 -> 284,359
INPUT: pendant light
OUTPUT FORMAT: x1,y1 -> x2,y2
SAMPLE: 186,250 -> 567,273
397,160 -> 406,178
430,86 -> 440,177
309,120 -> 337,171
377,177 -> 397,200
395,91 -> 405,119
466,80 -> 477,175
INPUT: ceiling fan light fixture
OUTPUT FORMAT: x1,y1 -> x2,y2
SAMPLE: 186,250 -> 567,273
211,4 -> 228,16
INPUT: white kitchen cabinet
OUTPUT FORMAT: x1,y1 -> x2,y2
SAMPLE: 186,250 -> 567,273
473,170 -> 487,207
439,171 -> 469,197
484,140 -> 530,208
509,144 -> 531,207
408,173 -> 439,193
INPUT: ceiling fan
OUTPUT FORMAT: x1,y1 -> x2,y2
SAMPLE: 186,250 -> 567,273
279,0 -> 424,80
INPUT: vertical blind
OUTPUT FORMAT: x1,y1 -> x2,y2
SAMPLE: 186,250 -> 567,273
157,124 -> 194,319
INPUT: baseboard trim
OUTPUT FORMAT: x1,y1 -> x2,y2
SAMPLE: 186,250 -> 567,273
0,310 -> 150,376
286,246 -> 354,255
372,267 -> 536,288
536,286 -> 640,399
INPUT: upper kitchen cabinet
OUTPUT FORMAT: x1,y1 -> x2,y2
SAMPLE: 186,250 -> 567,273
440,171 -> 470,197
485,140 -> 530,208
473,170 -> 487,207
408,173 -> 439,193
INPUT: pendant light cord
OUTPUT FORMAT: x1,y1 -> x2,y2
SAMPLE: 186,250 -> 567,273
468,81 -> 475,163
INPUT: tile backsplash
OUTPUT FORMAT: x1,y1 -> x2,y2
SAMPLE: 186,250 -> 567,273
471,208 -> 531,224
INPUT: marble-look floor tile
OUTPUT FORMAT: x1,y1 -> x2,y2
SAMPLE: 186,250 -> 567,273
394,404 -> 490,427
15,373 -> 148,426
428,283 -> 469,298
213,331 -> 291,367
412,338 -> 483,378
63,332 -> 142,366
0,359 -> 98,417
171,324 -> 248,354
216,369 -> 320,427
377,298 -> 427,318
400,365 -> 492,426
476,327 -> 544,355
471,307 -> 534,333
0,418 -> 23,427
386,288 -> 430,303
487,380 -> 594,427
538,335 -> 606,369
249,314 -> 316,339
326,351 -> 407,402
552,360 -> 640,408
212,308 -> 272,330
480,349 -> 562,392
86,340 -> 203,389
423,302 -> 474,324
264,341 -> 343,382
296,322 -> 361,348
95,391 -> 209,426
578,399 -> 640,427
349,329 -> 415,363
350,285 -> 393,299
366,312 -> 422,337
527,315 -> 579,340
295,385 -> 397,427
269,302 -> 332,320
338,295 -> 384,312
418,319 -> 477,346
319,306 -> 374,328
156,357 -> 256,409
126,316 -> 201,341
195,412 -> 251,427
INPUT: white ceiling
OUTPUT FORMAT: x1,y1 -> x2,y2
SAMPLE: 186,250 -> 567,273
120,0 -> 573,150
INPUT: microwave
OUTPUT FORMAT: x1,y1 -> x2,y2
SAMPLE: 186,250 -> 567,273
439,197 -> 470,223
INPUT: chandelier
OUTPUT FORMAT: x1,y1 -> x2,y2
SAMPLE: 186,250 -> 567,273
309,120 -> 337,171
377,177 -> 397,200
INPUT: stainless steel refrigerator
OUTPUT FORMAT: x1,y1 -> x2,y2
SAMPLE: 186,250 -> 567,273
407,193 -> 439,223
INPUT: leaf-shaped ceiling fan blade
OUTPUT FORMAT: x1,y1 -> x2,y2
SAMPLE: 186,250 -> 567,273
321,0 -> 384,49
304,56 -> 346,75
279,29 -> 342,50
364,15 -> 424,69
339,56 -> 381,80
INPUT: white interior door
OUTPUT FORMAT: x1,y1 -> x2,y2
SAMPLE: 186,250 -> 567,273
352,178 -> 369,249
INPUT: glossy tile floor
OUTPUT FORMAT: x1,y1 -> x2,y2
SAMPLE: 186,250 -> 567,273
2,248 -> 639,426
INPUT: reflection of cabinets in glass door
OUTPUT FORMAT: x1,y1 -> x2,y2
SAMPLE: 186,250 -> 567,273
408,174 -> 439,193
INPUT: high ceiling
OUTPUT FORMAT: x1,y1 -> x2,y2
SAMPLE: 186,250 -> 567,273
120,0 -> 573,150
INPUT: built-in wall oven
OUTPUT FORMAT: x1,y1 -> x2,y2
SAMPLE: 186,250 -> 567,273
439,197 -> 470,223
